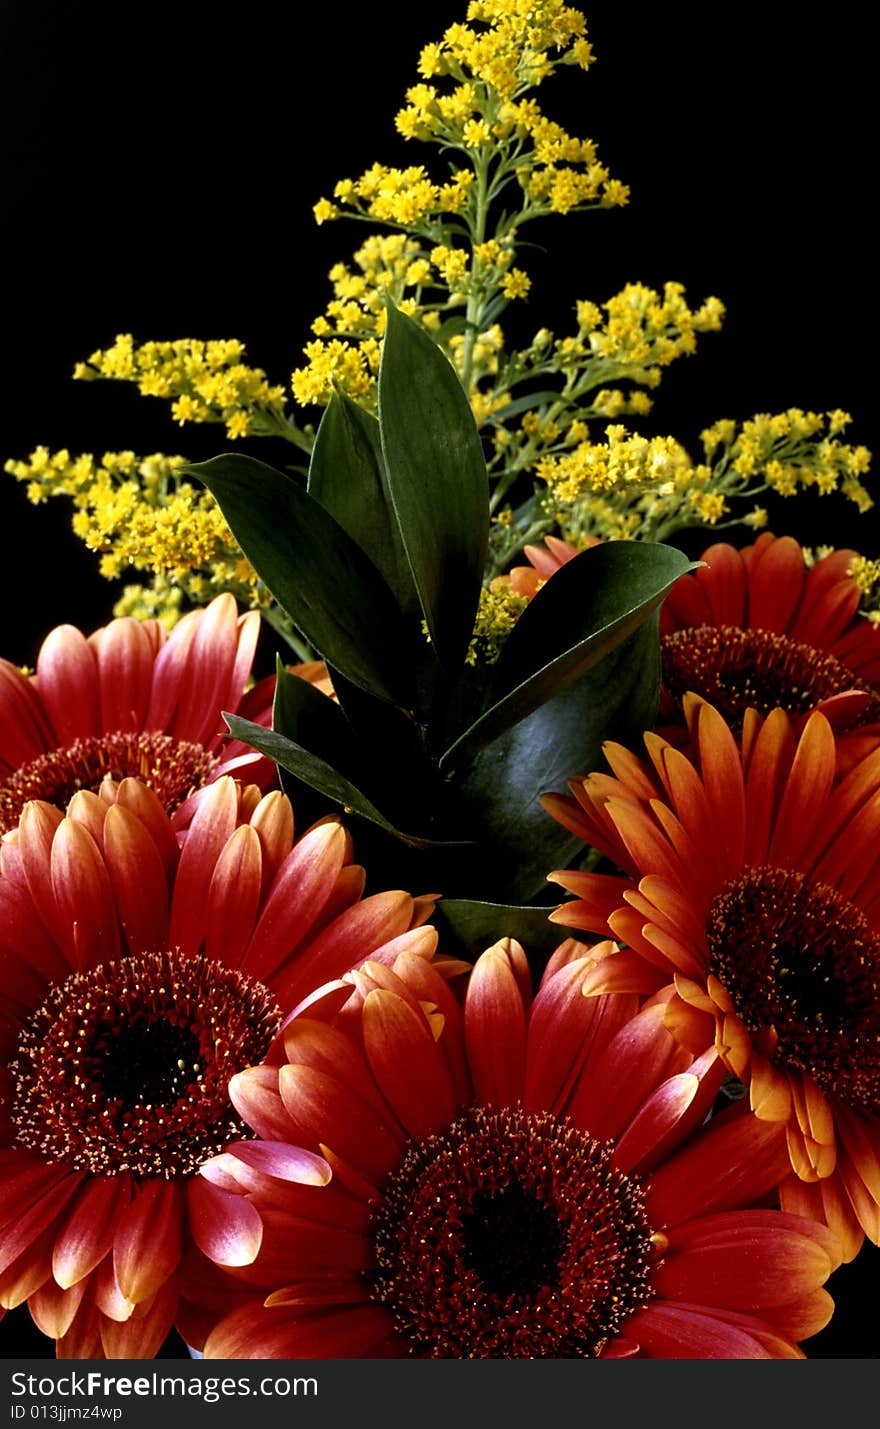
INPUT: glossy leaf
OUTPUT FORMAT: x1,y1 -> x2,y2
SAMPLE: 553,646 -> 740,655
272,661 -> 363,779
190,453 -> 411,705
441,541 -> 693,770
325,664 -> 434,796
452,620 -> 661,900
224,713 -> 470,851
378,304 -> 489,670
307,391 -> 417,616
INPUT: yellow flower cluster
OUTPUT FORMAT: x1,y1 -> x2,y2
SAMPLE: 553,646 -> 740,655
391,0 -> 621,221
465,281 -> 724,544
291,230 -> 540,413
419,0 -> 593,94
291,233 -> 439,408
313,0 -> 625,238
316,165 -> 475,229
579,283 -> 725,381
466,579 -> 531,665
848,553 -> 880,599
75,335 -> 289,441
4,447 -> 265,625
295,0 -> 647,469
701,409 -> 873,512
532,408 -> 874,547
538,427 -> 701,505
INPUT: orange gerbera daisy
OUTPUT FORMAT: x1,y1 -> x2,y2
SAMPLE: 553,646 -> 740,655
194,937 -> 838,1359
659,532 -> 880,736
504,535 -> 584,598
544,695 -> 880,1261
0,775 -> 436,1358
0,593 -> 276,835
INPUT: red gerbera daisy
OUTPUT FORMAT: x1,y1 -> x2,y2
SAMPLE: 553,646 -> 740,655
659,532 -> 880,738
503,533 -> 880,753
0,775 -> 437,1358
0,593 -> 276,835
194,937 -> 839,1359
544,694 -> 880,1261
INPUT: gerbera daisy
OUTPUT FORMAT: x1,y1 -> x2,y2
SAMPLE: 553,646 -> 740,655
659,532 -> 880,736
195,937 -> 838,1359
504,533 -> 880,750
0,593 -> 276,835
0,775 -> 437,1358
504,535 -> 584,599
544,694 -> 880,1261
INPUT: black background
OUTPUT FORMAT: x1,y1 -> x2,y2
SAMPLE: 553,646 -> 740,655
0,1 -> 876,1358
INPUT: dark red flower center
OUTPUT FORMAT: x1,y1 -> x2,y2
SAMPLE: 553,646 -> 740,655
10,950 -> 281,1178
661,624 -> 880,726
370,1106 -> 655,1357
707,866 -> 880,1114
0,731 -> 220,834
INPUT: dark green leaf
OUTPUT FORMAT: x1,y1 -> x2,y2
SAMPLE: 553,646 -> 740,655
224,712 -> 471,851
270,661 -> 365,828
432,898 -> 571,962
378,303 -> 489,670
272,660 -> 363,779
325,664 -> 431,786
189,453 -> 411,705
452,620 -> 661,901
441,541 -> 693,769
307,391 -> 417,616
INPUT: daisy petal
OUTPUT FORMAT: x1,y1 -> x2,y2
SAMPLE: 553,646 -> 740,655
113,1181 -> 183,1303
187,1177 -> 263,1267
362,989 -> 456,1141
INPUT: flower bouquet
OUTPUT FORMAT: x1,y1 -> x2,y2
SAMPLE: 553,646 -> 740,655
1,1 -> 877,1363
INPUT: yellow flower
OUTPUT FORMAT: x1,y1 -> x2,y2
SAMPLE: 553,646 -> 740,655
463,118 -> 491,147
501,267 -> 531,300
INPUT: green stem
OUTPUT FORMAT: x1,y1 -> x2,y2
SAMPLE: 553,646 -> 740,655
458,151 -> 491,393
254,409 -> 315,454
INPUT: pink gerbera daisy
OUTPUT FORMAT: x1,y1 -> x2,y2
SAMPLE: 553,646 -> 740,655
0,593 -> 276,835
0,775 -> 437,1357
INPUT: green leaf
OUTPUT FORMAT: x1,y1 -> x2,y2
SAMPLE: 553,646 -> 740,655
272,660 -> 363,779
480,293 -> 512,326
189,453 -> 411,705
432,314 -> 470,345
224,713 -> 471,852
486,390 -> 567,423
432,898 -> 571,962
452,620 -> 662,901
269,661 -> 367,829
307,391 -> 417,616
441,541 -> 693,770
378,303 -> 489,670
